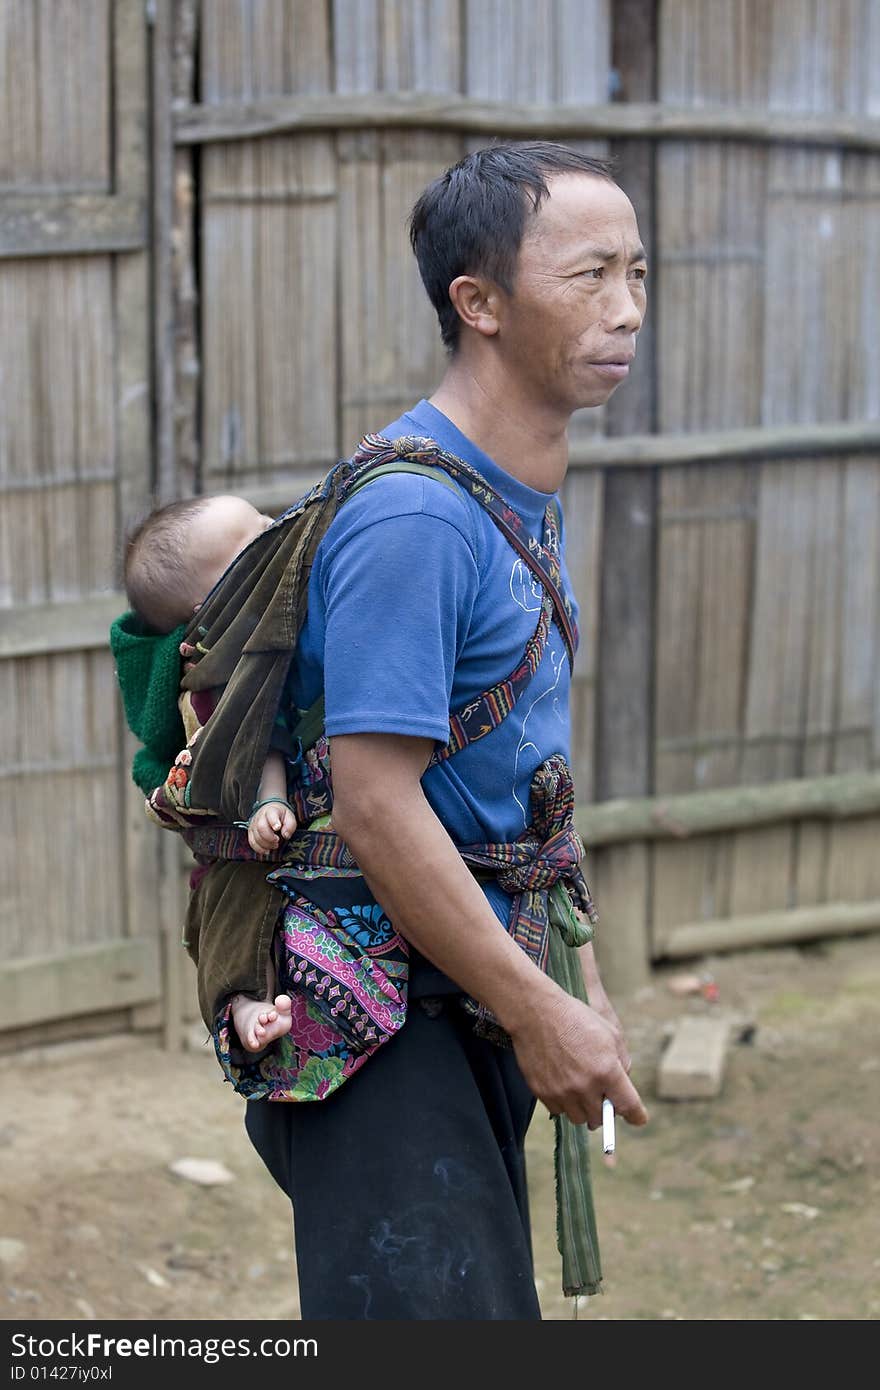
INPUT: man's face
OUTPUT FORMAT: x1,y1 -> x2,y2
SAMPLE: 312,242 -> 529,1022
496,173 -> 647,416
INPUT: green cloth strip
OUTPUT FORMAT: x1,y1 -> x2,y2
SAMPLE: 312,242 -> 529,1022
109,613 -> 187,795
546,884 -> 603,1297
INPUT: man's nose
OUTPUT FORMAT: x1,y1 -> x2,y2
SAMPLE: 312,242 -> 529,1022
605,277 -> 643,334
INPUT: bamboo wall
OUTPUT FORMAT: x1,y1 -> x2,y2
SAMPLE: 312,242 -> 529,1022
166,0 -> 880,997
2,0 -> 879,1044
642,0 -> 880,973
0,0 -> 162,1046
193,0 -> 611,802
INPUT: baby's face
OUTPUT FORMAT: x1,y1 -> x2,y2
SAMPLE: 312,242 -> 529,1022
192,496 -> 275,605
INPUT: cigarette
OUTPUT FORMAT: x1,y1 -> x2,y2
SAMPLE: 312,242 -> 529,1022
602,1098 -> 615,1155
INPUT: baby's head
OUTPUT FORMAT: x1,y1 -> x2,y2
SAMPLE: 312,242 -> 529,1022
124,494 -> 273,633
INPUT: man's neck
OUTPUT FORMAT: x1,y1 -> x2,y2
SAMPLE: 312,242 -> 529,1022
428,358 -> 570,494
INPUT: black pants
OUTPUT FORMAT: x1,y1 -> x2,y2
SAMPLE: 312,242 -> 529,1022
245,994 -> 541,1320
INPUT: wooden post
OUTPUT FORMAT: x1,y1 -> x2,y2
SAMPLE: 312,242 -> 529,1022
171,0 -> 199,498
114,0 -> 152,528
152,0 -> 177,506
114,0 -> 160,970
593,0 -> 658,995
151,0 -> 184,1053
150,0 -> 196,1047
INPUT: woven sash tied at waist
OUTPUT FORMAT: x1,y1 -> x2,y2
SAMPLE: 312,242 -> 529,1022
183,754 -> 597,976
184,752 -> 602,1299
476,827 -> 584,895
460,752 -> 597,977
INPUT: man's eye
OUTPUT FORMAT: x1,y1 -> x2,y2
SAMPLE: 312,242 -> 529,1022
584,267 -> 603,279
629,267 -> 647,281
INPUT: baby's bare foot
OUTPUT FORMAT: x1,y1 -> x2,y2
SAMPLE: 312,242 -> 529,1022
230,993 -> 293,1052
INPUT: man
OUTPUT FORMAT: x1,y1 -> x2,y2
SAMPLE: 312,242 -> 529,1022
245,141 -> 649,1320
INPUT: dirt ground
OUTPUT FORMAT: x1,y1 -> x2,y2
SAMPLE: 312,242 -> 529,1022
1,932 -> 878,1323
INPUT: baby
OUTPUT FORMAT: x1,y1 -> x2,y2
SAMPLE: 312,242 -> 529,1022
124,494 -> 297,1054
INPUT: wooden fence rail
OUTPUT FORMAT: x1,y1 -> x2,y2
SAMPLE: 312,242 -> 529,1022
664,900 -> 880,958
231,423 -> 880,513
175,94 -> 880,152
575,771 -> 880,848
0,195 -> 146,259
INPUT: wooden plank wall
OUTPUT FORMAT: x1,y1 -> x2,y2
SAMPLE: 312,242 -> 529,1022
6,0 -> 880,1047
332,0 -> 461,452
0,0 -> 159,1042
178,0 -> 880,993
200,2 -> 337,498
651,0 -> 880,955
460,0 -> 610,801
197,0 -> 610,799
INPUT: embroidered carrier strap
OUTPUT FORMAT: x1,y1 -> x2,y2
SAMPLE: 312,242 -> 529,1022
346,440 -> 571,763
270,446 -> 565,818
186,753 -> 597,968
352,433 -> 579,670
276,590 -> 554,809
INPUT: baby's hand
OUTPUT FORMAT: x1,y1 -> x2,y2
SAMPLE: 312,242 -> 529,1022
247,801 -> 297,854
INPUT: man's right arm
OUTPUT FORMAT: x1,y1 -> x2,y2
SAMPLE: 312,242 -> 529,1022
330,730 -> 648,1131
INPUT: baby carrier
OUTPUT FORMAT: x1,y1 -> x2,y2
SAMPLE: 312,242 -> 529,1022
112,433 -> 602,1296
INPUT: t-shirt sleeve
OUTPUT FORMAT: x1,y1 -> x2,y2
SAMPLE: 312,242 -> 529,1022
320,492 -> 480,743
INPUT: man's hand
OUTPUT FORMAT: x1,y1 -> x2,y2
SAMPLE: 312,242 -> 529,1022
329,731 -> 648,1132
507,990 -> 647,1130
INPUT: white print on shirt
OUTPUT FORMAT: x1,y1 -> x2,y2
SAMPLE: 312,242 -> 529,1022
509,557 -> 543,613
508,558 -> 567,828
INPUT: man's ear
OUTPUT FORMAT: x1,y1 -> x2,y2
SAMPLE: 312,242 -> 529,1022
448,274 -> 500,339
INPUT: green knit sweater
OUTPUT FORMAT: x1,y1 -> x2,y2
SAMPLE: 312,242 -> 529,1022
109,612 -> 186,794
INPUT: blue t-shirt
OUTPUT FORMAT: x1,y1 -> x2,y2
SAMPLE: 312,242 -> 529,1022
291,399 -> 579,970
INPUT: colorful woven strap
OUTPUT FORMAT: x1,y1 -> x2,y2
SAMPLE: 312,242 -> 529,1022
342,452 -> 558,765
352,434 -> 579,668
458,753 -> 596,986
286,441 -> 569,774
155,437 -> 576,837
184,753 -> 596,964
182,752 -> 602,1302
433,594 -> 553,764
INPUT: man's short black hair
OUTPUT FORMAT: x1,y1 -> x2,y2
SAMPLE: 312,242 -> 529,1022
408,141 -> 617,353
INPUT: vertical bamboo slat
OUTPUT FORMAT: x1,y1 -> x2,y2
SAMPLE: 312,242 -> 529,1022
839,458 -> 880,771
464,0 -> 611,452
651,0 -> 880,955
1,653 -> 123,957
0,265 -> 117,605
654,470 -> 702,794
592,0 -> 655,992
652,835 -> 719,954
792,821 -> 826,909
0,2 -> 144,983
172,0 -> 200,497
462,0 -> 612,806
561,468 -> 603,805
0,0 -> 111,190
652,467 -> 755,948
750,1 -> 880,919
335,0 -> 460,451
153,0 -> 177,507
114,0 -> 158,959
201,1 -> 337,495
